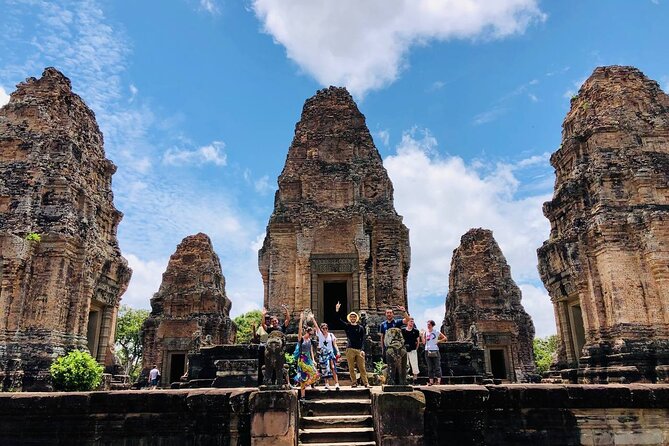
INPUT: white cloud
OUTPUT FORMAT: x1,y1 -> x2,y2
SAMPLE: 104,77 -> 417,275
518,284 -> 556,338
163,141 -> 227,166
200,0 -> 220,15
429,80 -> 446,91
254,175 -> 273,195
0,86 -> 9,107
545,66 -> 570,77
374,129 -> 390,147
385,128 -> 555,335
563,77 -> 588,100
0,1 -> 264,318
473,106 -> 508,125
122,254 -> 168,309
473,78 -> 541,124
514,152 -> 550,168
252,0 -> 545,97
128,83 -> 138,102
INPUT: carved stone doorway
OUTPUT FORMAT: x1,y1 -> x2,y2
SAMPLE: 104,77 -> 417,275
310,254 -> 360,327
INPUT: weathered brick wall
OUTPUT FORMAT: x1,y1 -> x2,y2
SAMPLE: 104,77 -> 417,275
0,68 -> 131,391
2,385 -> 668,445
0,388 -> 254,446
422,384 -> 669,446
537,66 -> 669,382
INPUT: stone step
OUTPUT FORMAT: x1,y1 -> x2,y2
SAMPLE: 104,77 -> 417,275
301,414 -> 373,430
304,387 -> 370,400
299,442 -> 376,446
299,427 -> 375,444
300,398 -> 372,416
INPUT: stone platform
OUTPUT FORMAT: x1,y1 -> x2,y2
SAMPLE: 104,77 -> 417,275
1,385 -> 668,445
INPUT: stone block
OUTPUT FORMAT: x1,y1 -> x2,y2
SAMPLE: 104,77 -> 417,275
250,390 -> 298,446
372,389 -> 425,446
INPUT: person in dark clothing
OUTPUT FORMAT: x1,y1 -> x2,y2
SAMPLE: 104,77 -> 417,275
379,306 -> 409,360
261,305 -> 290,335
336,301 -> 370,388
402,317 -> 421,382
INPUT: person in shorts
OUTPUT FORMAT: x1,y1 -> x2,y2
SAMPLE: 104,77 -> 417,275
149,364 -> 160,389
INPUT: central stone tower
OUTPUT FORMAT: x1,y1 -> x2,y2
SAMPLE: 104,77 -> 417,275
259,87 -> 410,329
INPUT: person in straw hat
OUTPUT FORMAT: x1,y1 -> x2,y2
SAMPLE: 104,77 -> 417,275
335,301 -> 370,388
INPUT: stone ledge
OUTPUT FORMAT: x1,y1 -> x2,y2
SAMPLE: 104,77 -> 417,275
420,384 -> 669,409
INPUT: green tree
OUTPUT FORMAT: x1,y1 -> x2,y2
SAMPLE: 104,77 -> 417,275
533,335 -> 558,374
50,350 -> 104,391
233,309 -> 263,344
115,305 -> 150,380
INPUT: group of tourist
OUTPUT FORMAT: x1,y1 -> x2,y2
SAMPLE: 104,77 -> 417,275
258,302 -> 449,398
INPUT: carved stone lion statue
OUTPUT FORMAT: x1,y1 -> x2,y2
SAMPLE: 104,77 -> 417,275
384,327 -> 408,386
263,330 -> 287,387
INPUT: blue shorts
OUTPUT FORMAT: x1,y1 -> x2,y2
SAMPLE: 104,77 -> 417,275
150,378 -> 159,386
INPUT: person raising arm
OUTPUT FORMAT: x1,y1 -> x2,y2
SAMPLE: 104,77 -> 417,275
336,300 -> 370,388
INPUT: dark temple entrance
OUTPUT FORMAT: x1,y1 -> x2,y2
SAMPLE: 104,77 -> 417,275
489,349 -> 507,380
169,353 -> 186,385
323,281 -> 348,330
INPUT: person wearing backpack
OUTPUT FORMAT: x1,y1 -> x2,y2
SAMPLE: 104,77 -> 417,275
313,318 -> 341,390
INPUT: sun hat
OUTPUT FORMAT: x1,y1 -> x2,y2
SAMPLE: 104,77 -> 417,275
347,312 -> 359,323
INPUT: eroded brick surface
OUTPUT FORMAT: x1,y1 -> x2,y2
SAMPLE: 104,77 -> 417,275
0,68 -> 131,391
141,233 -> 236,386
537,66 -> 669,382
443,228 -> 536,382
258,87 -> 410,324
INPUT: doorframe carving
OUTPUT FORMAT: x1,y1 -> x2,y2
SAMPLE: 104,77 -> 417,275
310,254 -> 360,324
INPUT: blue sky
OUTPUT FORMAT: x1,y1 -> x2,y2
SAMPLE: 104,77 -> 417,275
1,0 -> 668,337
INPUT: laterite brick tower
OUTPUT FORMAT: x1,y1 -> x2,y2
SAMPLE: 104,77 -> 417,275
259,87 -> 411,329
538,66 -> 669,383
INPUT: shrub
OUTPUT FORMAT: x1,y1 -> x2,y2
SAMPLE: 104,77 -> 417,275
25,232 -> 42,243
50,350 -> 104,391
284,352 -> 297,383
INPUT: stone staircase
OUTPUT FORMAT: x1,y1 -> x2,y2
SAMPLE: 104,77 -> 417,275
330,330 -> 351,380
298,387 -> 375,446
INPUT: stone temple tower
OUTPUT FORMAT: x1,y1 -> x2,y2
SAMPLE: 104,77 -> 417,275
142,233 -> 235,386
443,228 -> 536,382
0,68 -> 131,390
259,87 -> 410,329
538,66 -> 669,383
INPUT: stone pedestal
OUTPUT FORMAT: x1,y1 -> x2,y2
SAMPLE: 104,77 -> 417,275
371,389 -> 425,445
250,390 -> 298,446
186,344 -> 262,388
435,342 -> 486,378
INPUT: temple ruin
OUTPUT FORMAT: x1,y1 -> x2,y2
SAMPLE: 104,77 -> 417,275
0,68 -> 131,390
141,233 -> 236,386
538,66 -> 669,383
442,228 -> 536,382
258,87 -> 410,328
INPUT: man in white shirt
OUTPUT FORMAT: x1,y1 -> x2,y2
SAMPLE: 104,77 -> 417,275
149,365 -> 160,389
